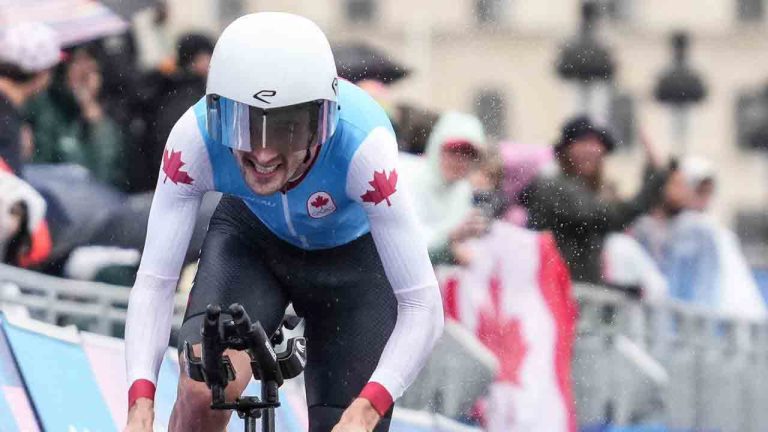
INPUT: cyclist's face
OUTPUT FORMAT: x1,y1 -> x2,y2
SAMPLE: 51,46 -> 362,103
234,108 -> 315,195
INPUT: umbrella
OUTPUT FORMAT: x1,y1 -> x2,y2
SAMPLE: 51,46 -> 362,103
89,192 -> 221,264
22,163 -> 126,263
333,43 -> 410,84
0,0 -> 128,47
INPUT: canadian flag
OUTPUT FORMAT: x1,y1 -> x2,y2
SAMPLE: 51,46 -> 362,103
439,222 -> 577,432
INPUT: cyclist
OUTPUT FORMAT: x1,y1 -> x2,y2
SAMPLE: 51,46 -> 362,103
124,12 -> 444,432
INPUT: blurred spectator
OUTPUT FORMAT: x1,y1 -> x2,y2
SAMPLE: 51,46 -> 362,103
132,33 -> 214,191
469,153 -> 509,220
681,156 -> 716,212
0,171 -> 48,267
26,43 -> 126,188
0,22 -> 61,174
602,233 -> 669,301
394,104 -> 439,154
497,142 -> 556,227
521,116 -> 667,284
632,167 -> 721,307
633,156 -> 767,318
402,111 -> 489,265
356,78 -> 438,155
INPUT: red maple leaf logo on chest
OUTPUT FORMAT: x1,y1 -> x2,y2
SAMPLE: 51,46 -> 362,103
162,149 -> 194,185
360,169 -> 397,206
311,195 -> 329,208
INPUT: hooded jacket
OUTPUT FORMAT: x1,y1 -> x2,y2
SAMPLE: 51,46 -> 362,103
401,111 -> 487,264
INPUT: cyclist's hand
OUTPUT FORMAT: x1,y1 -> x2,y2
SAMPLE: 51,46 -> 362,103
124,398 -> 154,432
331,398 -> 379,432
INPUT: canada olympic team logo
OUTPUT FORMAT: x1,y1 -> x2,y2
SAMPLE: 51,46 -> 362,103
307,191 -> 336,219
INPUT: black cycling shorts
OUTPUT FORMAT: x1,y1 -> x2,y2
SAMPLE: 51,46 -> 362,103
178,195 -> 397,431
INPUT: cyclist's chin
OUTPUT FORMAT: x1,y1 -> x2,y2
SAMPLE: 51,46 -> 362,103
241,163 -> 289,195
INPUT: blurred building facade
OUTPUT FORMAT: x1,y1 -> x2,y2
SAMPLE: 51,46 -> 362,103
150,0 -> 768,259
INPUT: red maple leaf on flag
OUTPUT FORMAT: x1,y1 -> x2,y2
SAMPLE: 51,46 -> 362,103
162,149 -> 194,185
360,169 -> 397,206
476,262 -> 529,385
311,195 -> 329,208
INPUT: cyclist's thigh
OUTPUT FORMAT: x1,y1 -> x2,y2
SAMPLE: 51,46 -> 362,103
291,234 -> 398,431
177,196 -> 289,350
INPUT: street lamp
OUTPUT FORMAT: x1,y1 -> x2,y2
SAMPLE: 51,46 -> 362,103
556,0 -> 615,122
654,32 -> 706,155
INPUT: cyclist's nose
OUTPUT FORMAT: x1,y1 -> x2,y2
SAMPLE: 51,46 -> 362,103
251,146 -> 281,165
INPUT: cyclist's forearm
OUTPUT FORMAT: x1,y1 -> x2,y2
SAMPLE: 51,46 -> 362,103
365,282 -> 443,411
125,273 -> 177,406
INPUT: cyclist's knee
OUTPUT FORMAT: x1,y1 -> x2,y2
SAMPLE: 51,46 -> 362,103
177,346 -> 252,406
177,374 -> 216,411
223,348 -> 253,399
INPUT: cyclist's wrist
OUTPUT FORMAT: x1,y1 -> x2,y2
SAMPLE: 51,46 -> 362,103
358,382 -> 392,417
128,379 -> 156,410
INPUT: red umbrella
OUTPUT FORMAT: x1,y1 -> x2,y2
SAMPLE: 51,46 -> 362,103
0,0 -> 128,47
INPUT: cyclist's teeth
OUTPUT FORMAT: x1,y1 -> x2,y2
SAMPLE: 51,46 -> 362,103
255,164 -> 278,174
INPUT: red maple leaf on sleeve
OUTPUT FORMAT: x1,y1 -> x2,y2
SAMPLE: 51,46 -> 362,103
311,195 -> 329,208
360,169 -> 397,206
162,149 -> 194,185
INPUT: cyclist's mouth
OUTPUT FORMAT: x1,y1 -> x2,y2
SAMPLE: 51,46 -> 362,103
244,158 -> 282,178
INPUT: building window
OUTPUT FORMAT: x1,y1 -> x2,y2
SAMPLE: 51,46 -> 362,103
608,92 -> 635,149
475,0 -> 506,25
736,210 -> 768,267
345,0 -> 377,23
737,0 -> 765,22
735,90 -> 768,150
474,89 -> 507,140
604,0 -> 633,22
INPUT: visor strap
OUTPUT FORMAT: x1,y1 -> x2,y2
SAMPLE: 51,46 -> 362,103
261,113 -> 267,149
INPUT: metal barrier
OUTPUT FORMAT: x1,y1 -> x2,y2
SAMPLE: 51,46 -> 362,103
0,263 -> 187,336
573,283 -> 768,432
2,264 -> 768,431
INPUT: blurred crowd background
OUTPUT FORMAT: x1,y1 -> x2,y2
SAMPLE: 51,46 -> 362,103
3,0 -> 768,431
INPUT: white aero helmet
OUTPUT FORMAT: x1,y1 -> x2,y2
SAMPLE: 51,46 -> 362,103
206,12 -> 340,154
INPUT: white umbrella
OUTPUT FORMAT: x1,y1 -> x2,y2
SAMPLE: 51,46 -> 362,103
0,0 -> 128,47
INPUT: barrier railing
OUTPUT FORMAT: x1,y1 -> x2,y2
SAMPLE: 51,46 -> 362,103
2,264 -> 767,431
573,283 -> 768,432
0,263 -> 187,336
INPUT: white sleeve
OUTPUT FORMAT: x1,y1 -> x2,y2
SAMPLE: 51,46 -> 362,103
346,127 -> 444,402
125,108 -> 214,394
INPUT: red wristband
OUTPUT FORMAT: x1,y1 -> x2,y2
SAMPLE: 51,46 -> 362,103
128,379 -> 156,409
359,382 -> 393,417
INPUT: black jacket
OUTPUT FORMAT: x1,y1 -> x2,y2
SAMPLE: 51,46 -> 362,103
521,168 -> 666,283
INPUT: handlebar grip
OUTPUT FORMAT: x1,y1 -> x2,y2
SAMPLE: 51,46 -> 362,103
228,304 -> 283,385
202,304 -> 228,388
203,304 -> 221,337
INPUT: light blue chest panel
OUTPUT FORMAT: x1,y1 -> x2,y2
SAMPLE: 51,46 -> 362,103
193,81 -> 394,250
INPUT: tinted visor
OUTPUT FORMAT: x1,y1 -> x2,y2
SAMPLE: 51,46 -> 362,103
206,94 -> 338,153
